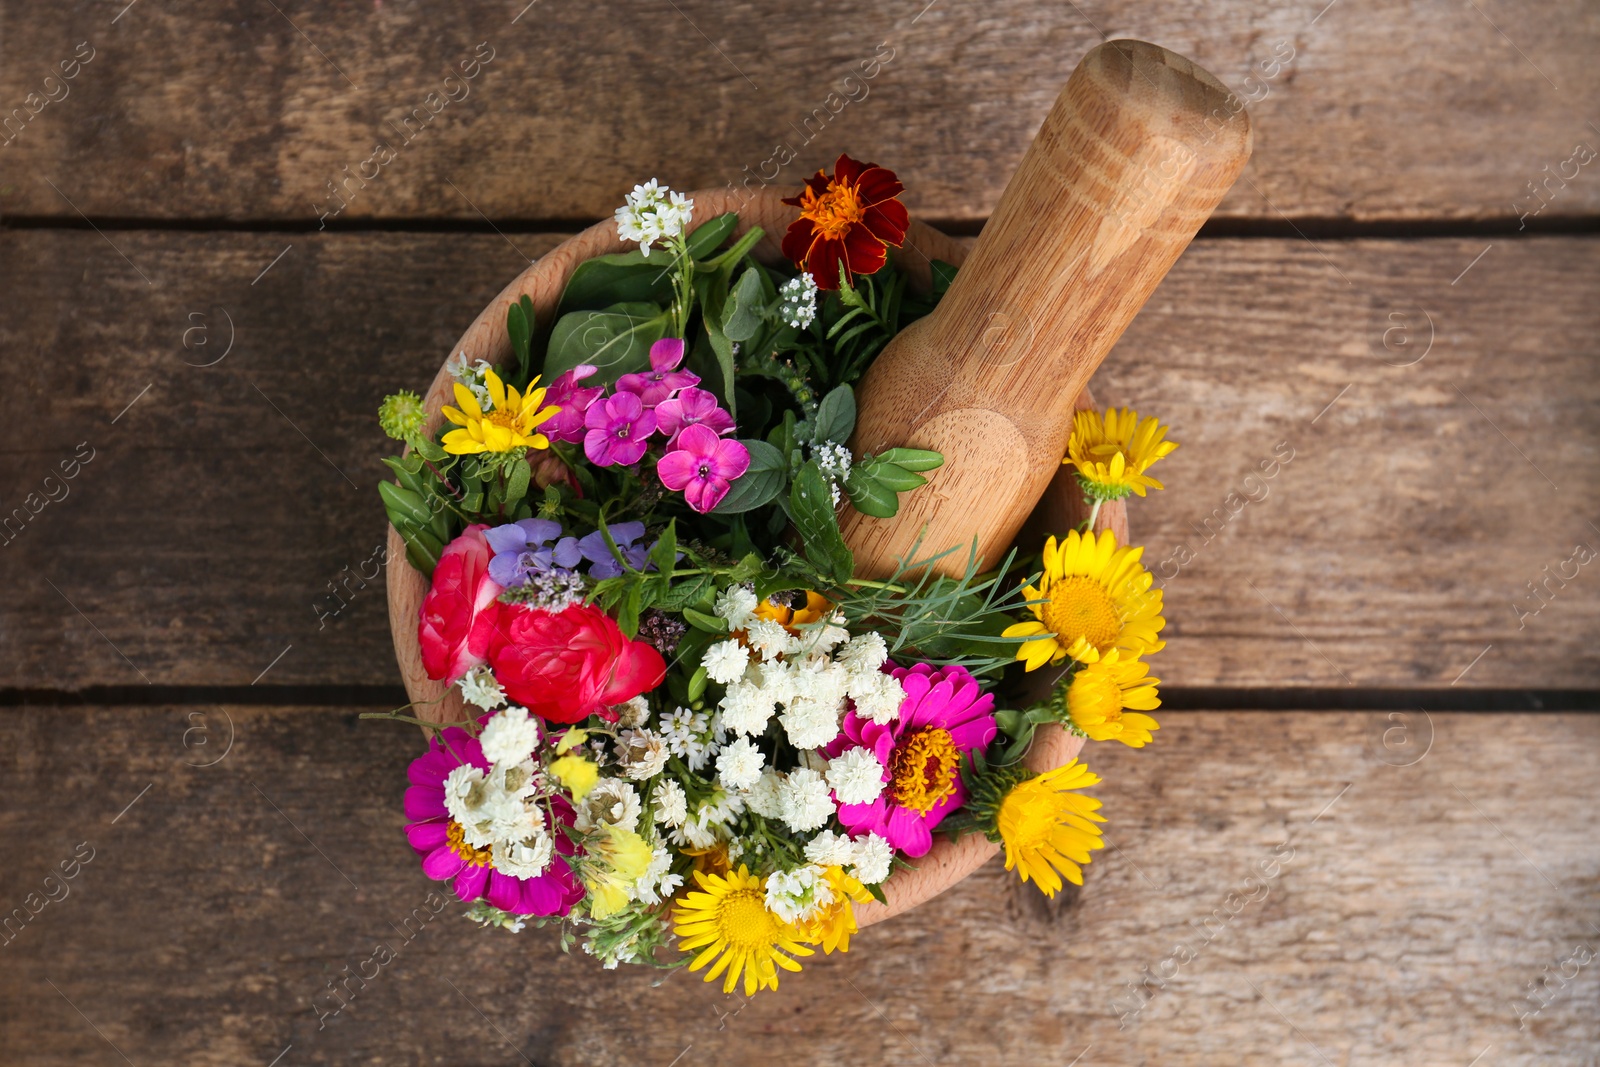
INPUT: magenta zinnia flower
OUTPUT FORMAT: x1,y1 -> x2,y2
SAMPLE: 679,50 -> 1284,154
584,391 -> 656,466
617,337 -> 699,408
541,364 -> 605,443
822,663 -> 997,857
655,386 -> 735,443
404,724 -> 583,915
656,423 -> 751,513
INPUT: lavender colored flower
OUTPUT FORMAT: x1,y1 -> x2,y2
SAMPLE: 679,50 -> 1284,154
617,338 -> 699,408
568,521 -> 651,580
584,392 -> 656,467
655,387 -> 735,443
656,424 -> 752,513
541,364 -> 605,444
484,519 -> 582,587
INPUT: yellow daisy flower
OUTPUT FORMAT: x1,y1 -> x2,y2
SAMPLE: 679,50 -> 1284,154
440,367 -> 559,455
674,865 -> 814,996
1065,407 -> 1178,499
581,825 -> 654,920
1003,529 -> 1165,669
1067,648 -> 1161,747
998,760 -> 1107,896
794,866 -> 874,955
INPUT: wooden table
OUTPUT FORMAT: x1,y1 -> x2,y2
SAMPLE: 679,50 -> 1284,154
3,2 -> 1597,1064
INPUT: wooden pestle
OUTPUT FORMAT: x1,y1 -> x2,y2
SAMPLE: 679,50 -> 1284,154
841,39 -> 1253,578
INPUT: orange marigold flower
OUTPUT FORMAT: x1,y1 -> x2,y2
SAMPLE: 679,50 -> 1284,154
781,153 -> 909,290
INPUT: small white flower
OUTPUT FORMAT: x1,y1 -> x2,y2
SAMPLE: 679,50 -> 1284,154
745,769 -> 786,818
442,764 -> 488,828
778,768 -> 835,832
613,179 -> 693,255
814,441 -> 852,484
851,671 -> 906,725
458,666 -> 507,710
491,759 -> 541,801
719,680 -> 776,737
573,778 -> 641,833
615,728 -> 670,781
780,695 -> 842,750
491,825 -> 553,879
701,638 -> 750,685
804,828 -> 859,868
611,695 -> 650,728
765,864 -> 834,924
653,778 -> 688,828
746,618 -> 795,662
713,585 -> 759,631
780,272 -> 819,330
838,631 -> 890,676
478,706 -> 540,767
826,747 -> 887,806
717,736 -> 766,791
851,832 -> 894,885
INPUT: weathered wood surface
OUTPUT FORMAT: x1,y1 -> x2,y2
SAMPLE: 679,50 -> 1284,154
2,1 -> 1598,224
1,705 -> 1593,1065
2,231 -> 1595,690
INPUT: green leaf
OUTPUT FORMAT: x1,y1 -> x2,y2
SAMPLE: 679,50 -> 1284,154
657,573 -> 713,611
721,266 -> 765,343
843,468 -> 899,518
877,447 -> 944,472
687,665 -> 708,703
931,259 -> 958,298
870,463 -> 927,492
413,436 -> 448,463
649,520 -> 678,577
811,384 -> 856,444
378,481 -> 433,529
686,212 -> 740,259
507,295 -> 535,382
504,456 -> 531,504
711,439 -> 787,515
789,460 -> 853,584
619,582 -> 643,637
544,302 -> 671,386
682,608 -> 728,634
700,225 -> 765,274
557,251 -> 674,314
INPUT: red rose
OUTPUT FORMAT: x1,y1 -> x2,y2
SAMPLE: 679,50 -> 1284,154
489,603 -> 666,724
418,524 -> 504,683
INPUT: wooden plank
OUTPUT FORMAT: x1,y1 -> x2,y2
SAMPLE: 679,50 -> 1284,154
1,231 -> 1596,690
1,1 -> 1597,222
0,706 -> 1593,1064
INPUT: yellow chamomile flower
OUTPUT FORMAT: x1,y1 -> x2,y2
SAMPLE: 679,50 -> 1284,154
582,825 -> 655,920
1066,648 -> 1161,747
674,865 -> 815,996
440,366 -> 559,455
997,761 -> 1107,896
1065,407 -> 1178,499
1003,529 -> 1165,669
794,865 -> 874,955
548,754 -> 599,801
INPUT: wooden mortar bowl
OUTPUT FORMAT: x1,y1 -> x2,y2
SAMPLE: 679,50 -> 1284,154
384,186 -> 1127,927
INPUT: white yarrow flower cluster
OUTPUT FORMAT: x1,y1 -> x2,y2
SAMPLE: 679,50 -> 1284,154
825,747 -> 886,805
614,179 -> 694,255
701,639 -> 750,685
778,768 -> 835,832
716,736 -> 766,791
478,706 -> 540,767
779,272 -> 819,329
802,828 -> 857,868
713,585 -> 759,631
765,864 -> 834,924
458,665 -> 507,710
798,829 -> 892,884
442,728 -> 555,880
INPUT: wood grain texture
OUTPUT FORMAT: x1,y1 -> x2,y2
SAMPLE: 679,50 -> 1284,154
1,231 -> 1596,690
1,705 -> 1594,1065
1,0 -> 1596,223
845,38 -> 1251,578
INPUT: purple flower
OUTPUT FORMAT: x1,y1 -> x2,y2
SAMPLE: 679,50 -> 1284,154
584,392 -> 656,467
568,521 -> 651,579
617,338 -> 699,408
541,365 -> 605,444
657,424 -> 752,513
655,387 -> 735,444
484,519 -> 582,587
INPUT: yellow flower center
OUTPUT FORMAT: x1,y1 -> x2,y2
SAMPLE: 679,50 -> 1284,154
484,409 -> 520,430
889,727 -> 961,814
801,181 -> 865,240
1043,576 -> 1122,653
715,887 -> 780,949
1001,789 -> 1061,851
446,820 -> 493,867
1073,671 -> 1124,723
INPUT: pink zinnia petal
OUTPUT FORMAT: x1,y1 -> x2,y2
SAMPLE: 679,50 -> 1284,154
422,844 -> 466,881
453,864 -> 490,901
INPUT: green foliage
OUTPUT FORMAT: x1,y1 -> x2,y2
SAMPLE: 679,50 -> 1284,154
506,295 -> 535,384
844,446 -> 944,518
544,302 -> 672,386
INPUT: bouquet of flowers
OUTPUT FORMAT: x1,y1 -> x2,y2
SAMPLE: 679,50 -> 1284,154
375,155 -> 1176,995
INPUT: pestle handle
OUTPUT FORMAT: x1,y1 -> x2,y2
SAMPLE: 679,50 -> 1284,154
842,39 -> 1253,578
